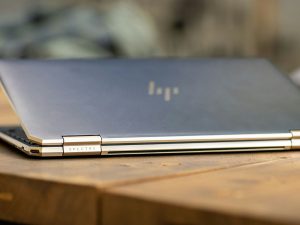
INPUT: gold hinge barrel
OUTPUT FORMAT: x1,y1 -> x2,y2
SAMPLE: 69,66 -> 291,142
63,135 -> 102,156
291,130 -> 300,149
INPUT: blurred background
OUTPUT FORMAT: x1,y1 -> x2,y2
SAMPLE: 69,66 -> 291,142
0,0 -> 300,78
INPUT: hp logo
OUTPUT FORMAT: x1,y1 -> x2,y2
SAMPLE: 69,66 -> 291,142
148,81 -> 179,102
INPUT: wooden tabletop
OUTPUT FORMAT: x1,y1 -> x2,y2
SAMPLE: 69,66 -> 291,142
1,89 -> 300,225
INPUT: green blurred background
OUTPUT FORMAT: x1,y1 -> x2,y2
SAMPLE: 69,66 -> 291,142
0,0 -> 300,76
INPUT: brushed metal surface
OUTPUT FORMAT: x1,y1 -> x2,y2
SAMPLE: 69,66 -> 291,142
1,58 -> 300,144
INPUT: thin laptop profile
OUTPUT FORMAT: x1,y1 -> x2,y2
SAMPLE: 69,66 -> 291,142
1,58 -> 300,157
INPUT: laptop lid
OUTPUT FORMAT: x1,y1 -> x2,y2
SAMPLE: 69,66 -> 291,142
1,58 -> 300,145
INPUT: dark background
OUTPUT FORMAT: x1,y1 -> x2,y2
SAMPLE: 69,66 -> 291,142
0,0 -> 300,76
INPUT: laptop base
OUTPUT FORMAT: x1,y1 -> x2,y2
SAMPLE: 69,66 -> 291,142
0,127 -> 294,157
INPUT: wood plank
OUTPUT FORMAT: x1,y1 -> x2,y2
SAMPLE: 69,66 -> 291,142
103,155 -> 300,225
0,174 -> 98,225
2,147 -> 300,225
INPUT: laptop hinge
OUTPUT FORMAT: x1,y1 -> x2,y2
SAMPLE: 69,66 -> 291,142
62,135 -> 102,156
291,130 -> 300,149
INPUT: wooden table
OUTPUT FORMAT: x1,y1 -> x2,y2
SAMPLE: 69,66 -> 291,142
1,89 -> 300,225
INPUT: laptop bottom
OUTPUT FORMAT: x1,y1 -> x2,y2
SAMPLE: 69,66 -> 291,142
0,126 -> 295,157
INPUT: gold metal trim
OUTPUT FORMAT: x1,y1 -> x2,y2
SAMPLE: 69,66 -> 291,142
102,133 -> 292,145
101,140 -> 291,155
102,148 -> 286,156
291,130 -> 300,149
25,132 -> 63,146
1,129 -> 298,157
62,135 -> 102,156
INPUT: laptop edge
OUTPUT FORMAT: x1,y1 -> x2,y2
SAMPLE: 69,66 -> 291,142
0,80 -> 296,157
0,59 -> 300,157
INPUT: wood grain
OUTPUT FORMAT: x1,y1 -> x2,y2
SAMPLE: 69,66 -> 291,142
2,145 -> 300,225
0,174 -> 98,225
104,155 -> 300,225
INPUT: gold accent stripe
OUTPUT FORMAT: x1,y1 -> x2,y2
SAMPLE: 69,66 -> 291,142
103,133 -> 292,145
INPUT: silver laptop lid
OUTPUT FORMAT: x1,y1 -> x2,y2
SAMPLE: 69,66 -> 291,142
1,58 -> 300,145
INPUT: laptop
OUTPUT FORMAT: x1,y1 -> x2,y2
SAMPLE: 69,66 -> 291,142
1,58 -> 300,157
